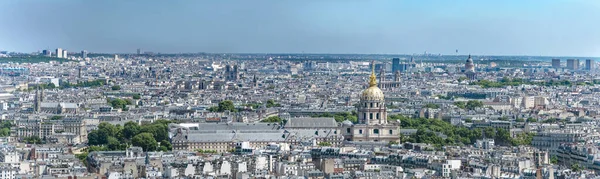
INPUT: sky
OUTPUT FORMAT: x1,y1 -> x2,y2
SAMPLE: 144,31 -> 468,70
0,0 -> 599,56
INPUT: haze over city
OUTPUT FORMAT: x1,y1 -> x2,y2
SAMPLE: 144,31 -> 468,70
3,1 -> 600,179
1,0 -> 599,56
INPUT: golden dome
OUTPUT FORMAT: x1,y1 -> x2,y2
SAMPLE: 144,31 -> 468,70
362,86 -> 384,101
361,61 -> 385,101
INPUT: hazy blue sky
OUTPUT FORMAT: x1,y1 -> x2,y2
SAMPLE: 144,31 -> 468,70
0,0 -> 599,56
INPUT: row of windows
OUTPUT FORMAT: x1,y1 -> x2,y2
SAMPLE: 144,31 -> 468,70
364,102 -> 382,108
363,113 -> 381,120
347,128 -> 393,135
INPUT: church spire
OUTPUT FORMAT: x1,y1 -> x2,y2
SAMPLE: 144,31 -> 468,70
369,61 -> 377,87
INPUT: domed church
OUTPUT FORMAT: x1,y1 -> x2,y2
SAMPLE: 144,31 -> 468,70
344,62 -> 400,143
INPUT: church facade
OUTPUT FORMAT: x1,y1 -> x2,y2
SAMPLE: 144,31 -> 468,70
344,63 -> 400,143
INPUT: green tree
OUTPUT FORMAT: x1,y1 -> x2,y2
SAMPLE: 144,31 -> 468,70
571,164 -> 583,172
87,129 -> 108,145
266,99 -> 281,108
423,103 -> 440,109
495,128 -> 512,146
218,100 -> 236,112
132,133 -> 158,152
515,118 -> 525,122
550,155 -> 558,164
261,116 -> 282,123
141,124 -> 169,142
75,152 -> 88,166
0,121 -> 12,137
208,100 -> 237,112
98,122 -> 119,137
132,94 -> 141,100
483,127 -> 497,139
454,101 -> 466,109
50,116 -> 64,120
123,121 -> 140,140
108,98 -> 131,110
46,83 -> 56,89
0,128 -> 9,137
160,140 -> 173,151
107,136 -> 127,150
466,100 -> 484,110
311,112 -> 358,123
23,136 -> 42,144
197,149 -> 217,154
111,85 -> 121,90
526,117 -> 538,122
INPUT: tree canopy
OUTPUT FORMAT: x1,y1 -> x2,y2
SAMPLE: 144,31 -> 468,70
266,99 -> 282,108
388,115 -> 534,149
108,98 -> 132,110
0,121 -> 12,137
61,79 -> 106,88
454,100 -> 483,110
87,120 -> 173,152
208,100 -> 237,112
111,85 -> 121,90
132,94 -> 141,100
132,133 -> 158,152
311,112 -> 358,123
423,103 -> 440,109
261,116 -> 283,123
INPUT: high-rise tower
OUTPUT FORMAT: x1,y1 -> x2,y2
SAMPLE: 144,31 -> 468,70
392,58 -> 400,73
56,48 -> 63,58
378,68 -> 385,89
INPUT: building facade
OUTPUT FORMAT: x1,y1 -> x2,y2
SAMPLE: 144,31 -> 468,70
464,55 -> 476,80
346,62 -> 400,143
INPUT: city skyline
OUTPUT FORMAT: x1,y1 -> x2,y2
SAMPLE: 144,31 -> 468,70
1,0 -> 599,56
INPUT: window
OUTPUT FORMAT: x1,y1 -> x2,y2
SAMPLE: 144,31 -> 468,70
364,103 -> 367,107
363,113 -> 367,120
359,130 -> 363,134
374,129 -> 379,134
370,103 -> 373,108
369,113 -> 373,119
347,128 -> 351,133
389,130 -> 393,134
334,131 -> 337,134
376,113 -> 380,119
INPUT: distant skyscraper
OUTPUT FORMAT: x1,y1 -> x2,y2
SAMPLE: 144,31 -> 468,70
81,50 -> 88,58
42,50 -> 52,57
392,58 -> 400,73
56,48 -> 63,58
114,54 -> 119,60
567,59 -> 579,70
137,48 -> 142,55
586,59 -> 594,71
62,50 -> 68,59
374,63 -> 386,72
552,59 -> 561,69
